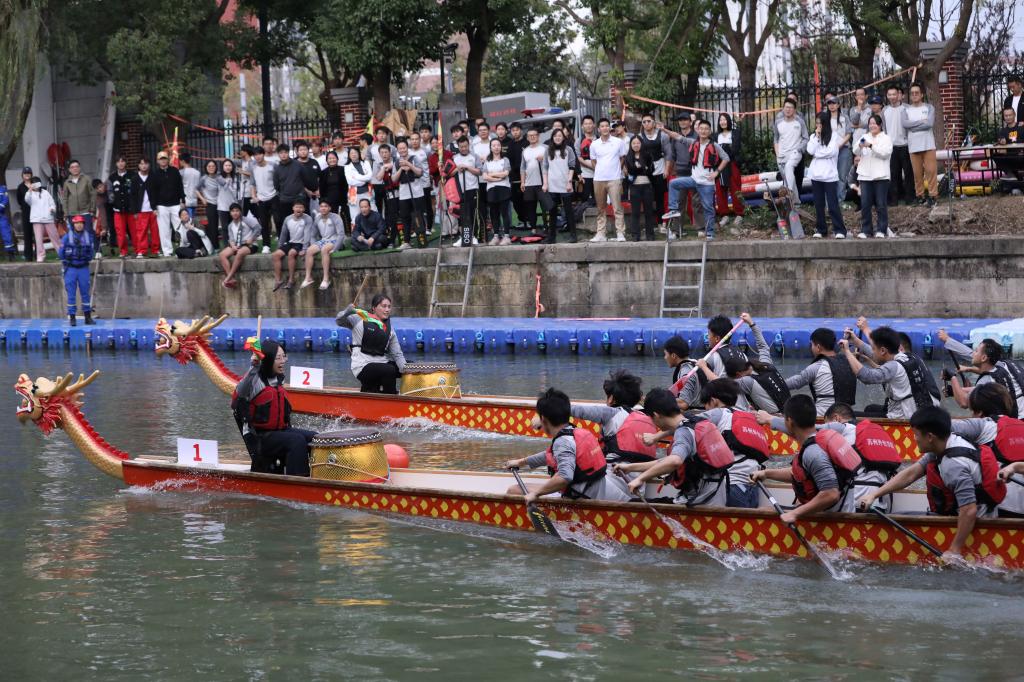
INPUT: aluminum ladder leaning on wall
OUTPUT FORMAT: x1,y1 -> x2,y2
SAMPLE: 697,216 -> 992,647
429,246 -> 474,317
659,240 -> 706,318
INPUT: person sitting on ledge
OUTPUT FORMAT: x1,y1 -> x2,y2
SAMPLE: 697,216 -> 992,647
272,199 -> 312,291
350,198 -> 390,251
218,202 -> 259,288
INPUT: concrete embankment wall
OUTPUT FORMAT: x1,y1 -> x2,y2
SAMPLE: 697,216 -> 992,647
1,236 -> 1021,320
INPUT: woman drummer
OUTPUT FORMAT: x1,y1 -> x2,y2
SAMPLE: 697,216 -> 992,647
336,293 -> 407,393
233,338 -> 315,475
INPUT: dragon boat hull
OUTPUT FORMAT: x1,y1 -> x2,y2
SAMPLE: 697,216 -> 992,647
121,460 -> 1024,570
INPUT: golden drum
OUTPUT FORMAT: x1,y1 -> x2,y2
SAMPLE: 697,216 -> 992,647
400,363 -> 462,399
309,429 -> 389,482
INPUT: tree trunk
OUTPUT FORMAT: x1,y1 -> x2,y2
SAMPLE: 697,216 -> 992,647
371,66 -> 392,116
0,6 -> 42,177
465,28 -> 490,120
737,60 -> 757,117
681,72 -> 700,107
319,87 -> 341,131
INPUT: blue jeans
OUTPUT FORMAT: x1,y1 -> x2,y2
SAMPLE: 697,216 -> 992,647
668,177 -> 716,236
186,206 -> 196,221
64,265 -> 91,315
726,483 -> 760,509
811,180 -> 846,236
859,179 -> 889,236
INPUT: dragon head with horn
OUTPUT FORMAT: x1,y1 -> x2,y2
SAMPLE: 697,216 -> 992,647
16,371 -> 100,434
155,314 -> 229,364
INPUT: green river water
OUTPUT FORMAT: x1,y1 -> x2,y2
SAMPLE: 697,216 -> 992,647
1,350 -> 1021,680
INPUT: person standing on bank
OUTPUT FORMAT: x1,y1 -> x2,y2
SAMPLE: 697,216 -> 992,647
61,160 -> 98,256
16,167 -> 36,261
901,82 -> 939,207
483,138 -> 513,245
883,85 -> 914,211
26,176 -> 61,262
662,119 -> 730,241
337,294 -> 407,394
715,113 -> 744,227
59,214 -> 96,326
855,114 -> 893,239
544,128 -> 579,244
151,151 -> 186,257
637,113 -> 672,221
587,118 -> 627,242
623,134 -> 656,241
825,95 -> 853,205
807,111 -> 847,239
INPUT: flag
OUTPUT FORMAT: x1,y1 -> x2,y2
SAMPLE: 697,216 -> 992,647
354,308 -> 384,330
365,117 -> 375,136
813,58 -> 821,114
243,336 -> 264,359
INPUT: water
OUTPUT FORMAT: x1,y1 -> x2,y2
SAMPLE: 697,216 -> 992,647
2,350 -> 1021,679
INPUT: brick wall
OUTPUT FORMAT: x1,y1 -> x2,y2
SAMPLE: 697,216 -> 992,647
114,120 -> 143,165
938,58 -> 964,146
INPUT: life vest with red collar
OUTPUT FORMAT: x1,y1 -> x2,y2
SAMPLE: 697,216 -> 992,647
602,409 -> 659,463
722,409 -> 771,464
666,418 -> 734,493
249,383 -> 292,431
791,430 -> 862,504
991,415 -> 1024,464
853,420 -> 902,473
925,444 -> 1007,514
688,140 -> 721,170
545,425 -> 607,494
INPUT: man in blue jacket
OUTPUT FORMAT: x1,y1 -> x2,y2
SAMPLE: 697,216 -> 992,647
0,183 -> 15,260
59,214 -> 96,326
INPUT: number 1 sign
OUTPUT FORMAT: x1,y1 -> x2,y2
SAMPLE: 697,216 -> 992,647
177,438 -> 219,467
289,366 -> 324,389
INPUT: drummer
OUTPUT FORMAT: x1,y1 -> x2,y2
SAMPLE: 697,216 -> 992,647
233,339 -> 315,476
336,293 -> 407,393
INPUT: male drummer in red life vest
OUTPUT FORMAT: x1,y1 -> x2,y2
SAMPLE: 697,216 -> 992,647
505,388 -> 632,504
750,395 -> 859,523
858,406 -> 1007,561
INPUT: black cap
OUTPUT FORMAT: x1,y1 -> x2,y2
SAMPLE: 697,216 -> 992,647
22,166 -> 32,174
672,112 -> 692,122
868,95 -> 883,105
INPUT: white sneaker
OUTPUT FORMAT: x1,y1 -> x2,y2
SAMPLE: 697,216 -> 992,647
590,232 -> 607,242
261,246 -> 270,254
856,233 -> 867,239
719,216 -> 730,227
488,235 -> 500,246
812,233 -> 823,239
661,210 -> 681,220
834,233 -> 846,239
732,216 -> 744,225
135,253 -> 144,259
886,229 -> 896,238
499,236 -> 511,246
874,232 -> 886,239
472,237 -> 479,245
697,230 -> 705,238
94,252 -> 103,260
398,242 -> 412,250
614,234 -> 626,242
657,225 -> 667,234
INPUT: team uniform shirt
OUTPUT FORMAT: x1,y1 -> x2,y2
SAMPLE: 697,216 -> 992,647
918,434 -> 1000,517
774,116 -> 809,160
520,144 -> 547,187
795,440 -> 857,513
279,214 -> 313,249
882,104 -> 908,146
787,356 -> 847,417
368,144 -> 398,186
181,167 -> 201,208
483,158 -> 512,190
409,147 -> 431,192
544,148 -> 578,194
337,304 -> 408,378
226,216 -> 261,247
251,163 -> 277,201
216,174 -> 244,212
198,175 -> 220,207
666,423 -> 728,507
451,153 -> 481,191
952,417 -> 1024,515
523,432 -> 632,502
569,404 -> 633,465
394,155 -> 425,200
672,360 -> 704,408
732,325 -> 784,413
849,104 -> 871,145
701,407 -> 760,492
589,137 -> 626,182
855,352 -> 940,419
676,138 -> 729,186
943,337 -> 1024,415
312,212 -> 345,249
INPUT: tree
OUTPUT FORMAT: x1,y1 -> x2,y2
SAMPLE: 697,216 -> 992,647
553,0 -> 660,113
442,0 -> 536,119
832,0 -> 880,82
859,0 -> 976,142
0,0 -> 45,176
716,0 -> 786,111
483,13 -> 576,103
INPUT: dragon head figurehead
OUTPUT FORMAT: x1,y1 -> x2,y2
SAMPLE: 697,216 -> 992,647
16,370 -> 100,434
155,314 -> 228,364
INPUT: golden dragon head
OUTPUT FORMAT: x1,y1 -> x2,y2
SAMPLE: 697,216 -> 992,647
155,314 -> 228,364
16,371 -> 100,434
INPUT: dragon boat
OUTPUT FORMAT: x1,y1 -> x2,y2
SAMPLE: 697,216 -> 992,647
15,369 -> 1024,569
154,315 -> 927,461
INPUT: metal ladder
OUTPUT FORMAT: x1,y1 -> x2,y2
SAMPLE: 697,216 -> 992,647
429,246 -> 474,317
659,240 -> 706,317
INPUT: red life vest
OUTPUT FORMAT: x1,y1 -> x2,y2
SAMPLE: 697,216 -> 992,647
602,410 -> 659,463
688,140 -> 721,170
545,426 -> 607,494
249,384 -> 292,431
992,415 -> 1024,464
723,409 -> 771,464
853,420 -> 902,473
667,419 -> 734,492
791,431 -> 862,504
924,445 -> 1007,514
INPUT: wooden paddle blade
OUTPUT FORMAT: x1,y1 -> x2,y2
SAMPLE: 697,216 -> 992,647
527,503 -> 561,538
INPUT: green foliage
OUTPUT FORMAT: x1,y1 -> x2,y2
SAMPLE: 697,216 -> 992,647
630,0 -> 721,103
0,0 -> 44,174
482,13 -> 576,101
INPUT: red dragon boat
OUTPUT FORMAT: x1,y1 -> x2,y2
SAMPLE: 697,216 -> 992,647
14,369 -> 1024,569
154,315 -> 925,461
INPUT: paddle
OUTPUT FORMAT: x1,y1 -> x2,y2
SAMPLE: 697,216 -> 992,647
256,314 -> 262,343
755,480 -> 830,569
868,506 -> 942,558
351,274 -> 370,307
669,319 -> 745,396
509,466 -> 561,538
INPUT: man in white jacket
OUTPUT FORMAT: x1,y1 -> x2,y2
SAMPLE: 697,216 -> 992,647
773,99 -> 808,204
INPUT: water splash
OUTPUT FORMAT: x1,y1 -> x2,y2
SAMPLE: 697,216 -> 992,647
381,417 -> 532,442
806,544 -> 858,582
646,506 -> 772,572
550,518 -> 623,559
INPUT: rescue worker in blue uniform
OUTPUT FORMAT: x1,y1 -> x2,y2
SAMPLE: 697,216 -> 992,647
0,183 -> 16,260
59,214 -> 96,326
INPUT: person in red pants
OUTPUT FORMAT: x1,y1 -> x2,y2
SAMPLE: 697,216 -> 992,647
715,113 -> 745,227
129,157 -> 160,257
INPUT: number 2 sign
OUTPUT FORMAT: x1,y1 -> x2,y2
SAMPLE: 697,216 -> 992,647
177,438 -> 219,467
289,366 -> 324,389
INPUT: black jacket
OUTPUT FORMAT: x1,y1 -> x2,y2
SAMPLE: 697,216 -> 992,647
1003,93 -> 1024,126
623,151 -> 655,182
297,158 -> 320,192
273,159 -> 306,203
150,165 -> 185,207
128,171 -> 156,213
107,171 -> 134,213
319,166 -> 347,207
353,210 -> 387,242
503,137 -> 524,180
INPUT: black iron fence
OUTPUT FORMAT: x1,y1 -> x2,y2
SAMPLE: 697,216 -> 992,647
962,68 -> 1023,144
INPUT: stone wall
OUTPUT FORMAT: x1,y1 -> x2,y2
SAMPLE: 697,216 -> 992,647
2,236 -> 1022,320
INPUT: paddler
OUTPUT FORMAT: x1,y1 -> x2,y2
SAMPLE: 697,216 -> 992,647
858,406 -> 1007,561
233,338 -> 315,476
750,395 -> 859,521
784,327 -> 858,416
720,314 -> 791,414
613,388 -> 733,506
336,293 -> 407,394
505,388 -> 632,503
938,330 -> 1024,417
706,314 -> 748,376
840,326 -> 939,419
663,335 -> 708,409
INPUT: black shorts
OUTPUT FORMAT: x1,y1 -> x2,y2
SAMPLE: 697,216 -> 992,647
277,242 -> 303,255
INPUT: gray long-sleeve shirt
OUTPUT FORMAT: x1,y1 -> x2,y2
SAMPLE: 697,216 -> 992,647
312,212 -> 345,248
855,353 -> 935,419
786,356 -> 842,417
669,423 -> 728,507
523,431 -> 632,501
773,116 -> 809,158
543,147 -> 578,195
943,337 -> 1024,414
279,214 -> 313,248
882,104 -> 908,146
901,103 -> 936,153
918,435 -> 998,516
337,305 -> 407,378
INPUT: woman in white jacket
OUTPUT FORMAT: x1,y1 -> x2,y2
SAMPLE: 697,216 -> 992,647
25,177 -> 61,262
343,147 -> 375,228
807,111 -> 847,238
855,114 -> 893,239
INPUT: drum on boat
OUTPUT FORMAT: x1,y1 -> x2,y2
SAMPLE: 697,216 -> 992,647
308,428 -> 389,482
400,362 -> 462,399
